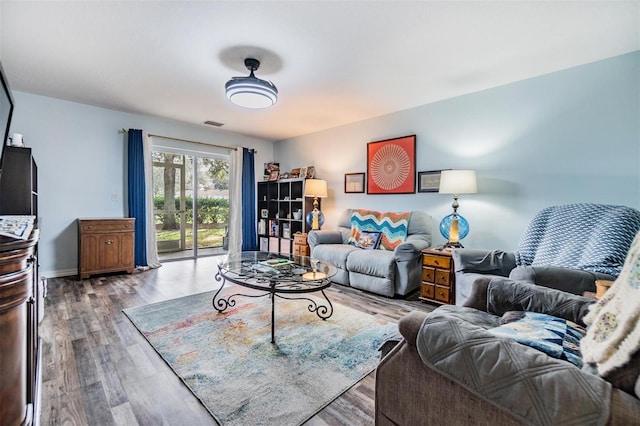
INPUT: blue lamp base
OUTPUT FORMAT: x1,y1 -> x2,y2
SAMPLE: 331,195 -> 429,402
439,213 -> 469,248
306,209 -> 325,230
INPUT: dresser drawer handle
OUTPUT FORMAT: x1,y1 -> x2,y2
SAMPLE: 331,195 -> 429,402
439,290 -> 445,297
105,240 -> 113,245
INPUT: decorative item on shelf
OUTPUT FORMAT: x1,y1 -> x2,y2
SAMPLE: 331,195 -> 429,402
280,172 -> 289,180
299,167 -> 307,180
225,58 -> 278,109
269,219 -> 278,236
290,168 -> 301,178
282,223 -> 291,239
303,179 -> 328,230
268,170 -> 279,181
293,209 -> 302,220
438,170 -> 477,248
8,133 -> 24,147
264,162 -> 279,175
344,172 -> 365,193
306,166 -> 316,179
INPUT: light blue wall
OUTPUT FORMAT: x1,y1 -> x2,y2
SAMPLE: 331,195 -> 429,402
9,92 -> 274,276
8,52 -> 638,275
275,52 -> 640,250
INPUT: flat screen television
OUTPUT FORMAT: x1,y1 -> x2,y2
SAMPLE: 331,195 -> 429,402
0,60 -> 15,179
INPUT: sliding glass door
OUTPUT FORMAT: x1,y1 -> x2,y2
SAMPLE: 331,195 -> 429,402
152,149 -> 229,261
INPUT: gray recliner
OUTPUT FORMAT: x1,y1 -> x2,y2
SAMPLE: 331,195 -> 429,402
375,278 -> 640,425
308,209 -> 432,297
452,203 -> 640,306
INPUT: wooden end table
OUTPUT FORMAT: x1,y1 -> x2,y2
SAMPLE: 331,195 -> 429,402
420,248 -> 455,305
293,232 -> 310,256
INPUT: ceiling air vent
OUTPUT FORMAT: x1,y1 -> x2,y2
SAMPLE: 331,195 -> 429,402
204,120 -> 224,127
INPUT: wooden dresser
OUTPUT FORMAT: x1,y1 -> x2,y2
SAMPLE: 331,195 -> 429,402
0,146 -> 41,425
0,229 -> 40,426
420,248 -> 455,305
78,218 -> 135,279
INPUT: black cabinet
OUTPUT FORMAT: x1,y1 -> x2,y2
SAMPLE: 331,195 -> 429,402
0,146 -> 38,215
257,179 -> 315,254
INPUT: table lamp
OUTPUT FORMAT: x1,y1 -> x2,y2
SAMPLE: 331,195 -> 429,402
303,179 -> 328,230
438,170 -> 477,248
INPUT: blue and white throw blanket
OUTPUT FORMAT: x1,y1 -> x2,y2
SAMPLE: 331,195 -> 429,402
515,204 -> 640,277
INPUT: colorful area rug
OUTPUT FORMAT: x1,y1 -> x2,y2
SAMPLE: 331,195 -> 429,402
123,290 -> 397,426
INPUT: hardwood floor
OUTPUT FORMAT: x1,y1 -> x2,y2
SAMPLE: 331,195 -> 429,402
39,256 -> 435,425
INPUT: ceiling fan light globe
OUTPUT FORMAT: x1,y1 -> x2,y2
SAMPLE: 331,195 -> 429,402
225,67 -> 278,109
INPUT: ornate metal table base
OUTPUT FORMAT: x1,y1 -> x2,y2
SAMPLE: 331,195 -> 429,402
212,253 -> 336,344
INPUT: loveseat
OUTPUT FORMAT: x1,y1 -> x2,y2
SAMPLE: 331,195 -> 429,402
307,209 -> 432,297
376,277 -> 640,425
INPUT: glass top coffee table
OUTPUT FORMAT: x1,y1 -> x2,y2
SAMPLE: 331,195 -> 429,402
214,251 -> 337,343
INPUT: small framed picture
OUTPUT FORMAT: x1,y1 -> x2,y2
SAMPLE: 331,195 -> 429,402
290,168 -> 301,178
344,173 -> 365,193
417,170 -> 444,193
306,166 -> 316,179
299,167 -> 307,180
264,162 -> 279,176
268,170 -> 279,181
261,208 -> 269,218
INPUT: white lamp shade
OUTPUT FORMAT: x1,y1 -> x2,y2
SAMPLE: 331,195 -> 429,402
439,170 -> 477,195
303,179 -> 328,198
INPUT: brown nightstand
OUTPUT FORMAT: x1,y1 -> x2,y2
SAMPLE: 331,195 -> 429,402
293,232 -> 310,256
420,248 -> 455,305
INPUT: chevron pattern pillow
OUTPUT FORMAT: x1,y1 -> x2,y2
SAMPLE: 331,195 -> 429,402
348,209 -> 410,250
515,204 -> 640,277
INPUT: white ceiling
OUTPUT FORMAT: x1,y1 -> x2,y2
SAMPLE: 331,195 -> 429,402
1,1 -> 638,142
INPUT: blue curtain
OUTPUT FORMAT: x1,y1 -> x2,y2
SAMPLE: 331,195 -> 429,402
241,148 -> 257,250
127,129 -> 147,266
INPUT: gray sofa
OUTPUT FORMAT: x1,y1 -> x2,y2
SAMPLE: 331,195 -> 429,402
376,278 -> 640,425
307,209 -> 432,297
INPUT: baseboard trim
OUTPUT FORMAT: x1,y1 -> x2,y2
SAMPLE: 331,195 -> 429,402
40,268 -> 77,279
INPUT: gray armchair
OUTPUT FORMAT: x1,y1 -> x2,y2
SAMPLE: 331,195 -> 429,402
376,278 -> 640,425
452,203 -> 640,306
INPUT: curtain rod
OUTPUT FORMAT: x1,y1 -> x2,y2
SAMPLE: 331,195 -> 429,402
119,128 -> 242,152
